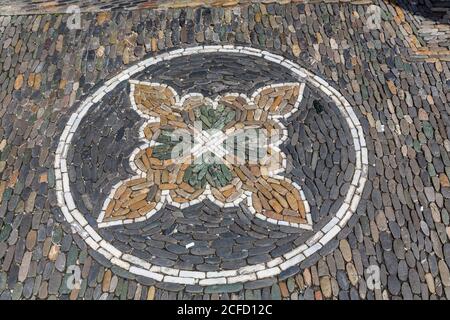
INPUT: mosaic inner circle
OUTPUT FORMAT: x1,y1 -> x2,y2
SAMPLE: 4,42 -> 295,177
55,46 -> 368,286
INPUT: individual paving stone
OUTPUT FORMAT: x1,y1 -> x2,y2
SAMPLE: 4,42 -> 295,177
401,282 -> 413,300
388,275 -> 401,296
336,270 -> 350,291
48,272 -> 63,295
271,284 -> 281,300
279,266 -> 300,281
0,242 -> 7,260
384,251 -> 399,275
438,260 -> 450,287
339,240 -> 352,262
0,291 -> 12,301
11,282 -> 23,300
0,272 -> 7,292
409,269 -> 422,295
22,278 -> 34,299
320,276 -> 332,298
444,244 -> 450,267
18,251 -> 32,282
244,278 -> 277,290
278,282 -> 289,298
204,283 -> 243,294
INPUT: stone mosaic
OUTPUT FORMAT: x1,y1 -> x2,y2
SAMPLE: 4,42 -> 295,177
55,46 -> 366,285
100,79 -> 310,228
0,0 -> 449,300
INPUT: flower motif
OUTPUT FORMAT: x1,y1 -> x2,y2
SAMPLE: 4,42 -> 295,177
97,80 -> 312,230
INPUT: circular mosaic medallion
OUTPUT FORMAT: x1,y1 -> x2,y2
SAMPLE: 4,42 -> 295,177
55,46 -> 368,286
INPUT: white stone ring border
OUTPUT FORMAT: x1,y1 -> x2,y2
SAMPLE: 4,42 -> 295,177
54,45 -> 368,286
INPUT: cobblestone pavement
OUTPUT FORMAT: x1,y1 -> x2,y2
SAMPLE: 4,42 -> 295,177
0,0 -> 450,300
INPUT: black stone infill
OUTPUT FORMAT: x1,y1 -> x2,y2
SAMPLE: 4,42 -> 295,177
135,53 -> 298,97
